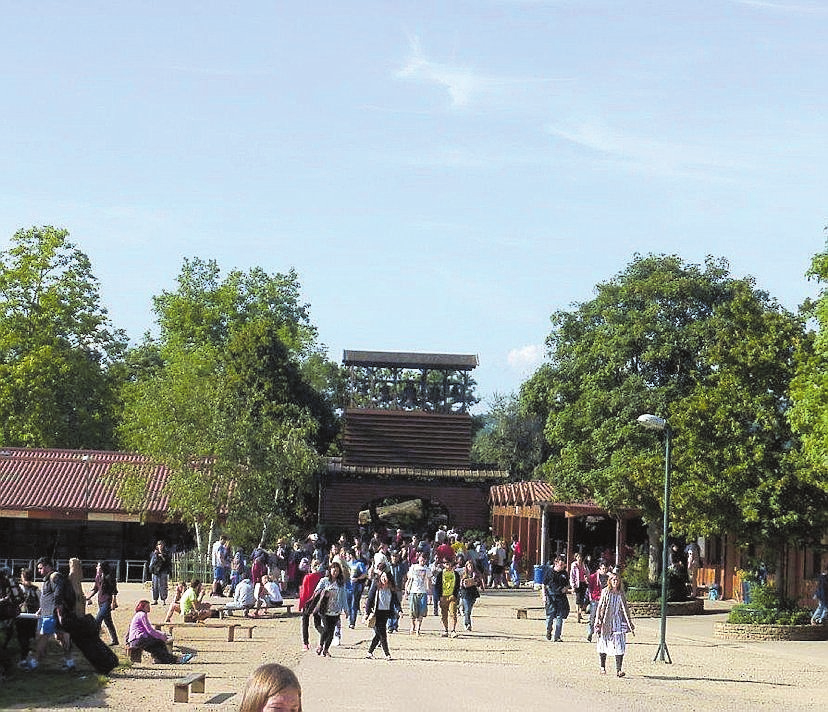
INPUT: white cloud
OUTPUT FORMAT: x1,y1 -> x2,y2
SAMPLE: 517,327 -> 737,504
547,120 -> 744,178
733,0 -> 828,15
507,344 -> 545,374
396,35 -> 571,109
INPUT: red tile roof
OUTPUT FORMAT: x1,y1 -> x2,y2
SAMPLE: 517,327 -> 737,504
0,447 -> 171,521
489,480 -> 639,517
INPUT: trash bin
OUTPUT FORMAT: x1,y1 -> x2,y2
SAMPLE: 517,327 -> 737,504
533,564 -> 545,585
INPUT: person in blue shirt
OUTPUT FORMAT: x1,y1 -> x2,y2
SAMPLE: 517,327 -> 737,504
346,549 -> 368,629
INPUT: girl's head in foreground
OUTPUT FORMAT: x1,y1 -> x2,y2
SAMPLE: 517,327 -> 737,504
239,664 -> 301,712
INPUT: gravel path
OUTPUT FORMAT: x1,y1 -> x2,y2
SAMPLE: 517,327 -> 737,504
16,583 -> 826,711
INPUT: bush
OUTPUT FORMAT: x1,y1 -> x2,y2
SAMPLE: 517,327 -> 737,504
626,586 -> 660,602
727,586 -> 812,625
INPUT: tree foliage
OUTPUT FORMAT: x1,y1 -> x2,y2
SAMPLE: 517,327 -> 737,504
118,258 -> 341,547
0,227 -> 126,448
471,392 -> 547,479
525,254 -> 824,547
788,242 -> 828,494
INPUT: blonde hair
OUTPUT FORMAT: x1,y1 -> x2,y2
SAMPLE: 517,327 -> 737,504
239,663 -> 301,712
67,557 -> 86,615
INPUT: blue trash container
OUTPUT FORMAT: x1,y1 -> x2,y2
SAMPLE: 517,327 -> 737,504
533,564 -> 545,585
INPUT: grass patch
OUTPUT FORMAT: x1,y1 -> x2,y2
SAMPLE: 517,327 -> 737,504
0,636 -> 111,708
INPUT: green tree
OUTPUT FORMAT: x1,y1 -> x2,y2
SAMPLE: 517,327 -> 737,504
789,242 -> 828,494
526,254 -> 822,568
0,226 -> 126,448
118,258 -> 340,550
471,392 -> 547,479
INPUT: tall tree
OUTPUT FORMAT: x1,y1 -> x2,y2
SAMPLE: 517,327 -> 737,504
0,226 -> 125,448
788,242 -> 828,495
525,254 -> 822,564
118,258 -> 340,549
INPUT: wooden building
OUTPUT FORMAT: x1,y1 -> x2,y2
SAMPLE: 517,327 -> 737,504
318,350 -> 509,535
0,447 -> 190,579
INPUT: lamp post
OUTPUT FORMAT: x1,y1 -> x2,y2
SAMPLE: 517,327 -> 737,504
637,413 -> 672,664
81,454 -> 91,518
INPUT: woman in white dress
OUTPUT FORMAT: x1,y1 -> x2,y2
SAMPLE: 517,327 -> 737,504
594,569 -> 635,677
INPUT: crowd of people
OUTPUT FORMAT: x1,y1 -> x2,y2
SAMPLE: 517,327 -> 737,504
3,527 -> 824,692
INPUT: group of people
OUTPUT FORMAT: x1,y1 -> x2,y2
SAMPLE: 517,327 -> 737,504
293,528 -> 495,661
541,554 -> 635,676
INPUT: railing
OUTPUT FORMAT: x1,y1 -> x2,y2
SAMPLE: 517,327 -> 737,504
124,560 -> 148,583
171,550 -> 212,585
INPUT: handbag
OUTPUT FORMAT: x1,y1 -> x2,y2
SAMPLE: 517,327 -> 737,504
364,587 -> 379,627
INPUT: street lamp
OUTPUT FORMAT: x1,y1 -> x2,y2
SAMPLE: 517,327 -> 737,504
637,413 -> 672,664
81,454 -> 91,517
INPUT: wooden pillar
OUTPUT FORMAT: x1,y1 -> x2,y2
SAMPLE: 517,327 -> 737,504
540,505 -> 547,566
565,513 -> 575,565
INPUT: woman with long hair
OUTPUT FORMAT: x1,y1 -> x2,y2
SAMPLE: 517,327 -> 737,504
312,561 -> 347,657
239,663 -> 301,712
594,569 -> 636,677
67,558 -> 86,618
86,561 -> 119,645
459,559 -> 485,632
364,570 -> 400,660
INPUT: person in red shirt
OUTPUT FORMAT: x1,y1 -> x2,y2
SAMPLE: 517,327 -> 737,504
510,535 -> 523,587
298,558 -> 324,651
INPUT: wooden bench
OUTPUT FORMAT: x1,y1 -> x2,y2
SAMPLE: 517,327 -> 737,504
173,672 -> 206,703
219,603 -> 294,619
515,606 -> 544,619
157,621 -> 255,642
126,639 -> 175,663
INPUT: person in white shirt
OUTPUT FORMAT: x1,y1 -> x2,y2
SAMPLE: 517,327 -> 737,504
225,576 -> 255,617
404,551 -> 432,635
255,575 -> 284,615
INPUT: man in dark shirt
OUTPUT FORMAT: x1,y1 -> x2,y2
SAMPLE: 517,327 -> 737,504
29,557 -> 75,671
542,555 -> 571,642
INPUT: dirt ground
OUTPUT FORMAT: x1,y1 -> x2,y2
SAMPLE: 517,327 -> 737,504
13,582 -> 827,711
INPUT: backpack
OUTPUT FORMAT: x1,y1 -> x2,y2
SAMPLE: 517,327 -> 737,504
22,583 -> 40,614
59,573 -> 77,611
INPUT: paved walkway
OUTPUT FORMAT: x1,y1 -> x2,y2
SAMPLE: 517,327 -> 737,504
27,582 -> 828,710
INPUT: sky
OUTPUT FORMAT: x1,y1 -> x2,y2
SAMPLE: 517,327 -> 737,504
1,1 -> 826,411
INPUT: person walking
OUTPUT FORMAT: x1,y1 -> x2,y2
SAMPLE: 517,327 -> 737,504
312,561 -> 347,657
436,556 -> 461,638
569,552 -> 589,623
298,559 -> 324,651
29,557 -> 75,671
510,535 -> 523,588
586,560 -> 609,642
149,540 -> 173,605
404,550 -> 431,636
347,549 -> 368,629
542,555 -> 571,642
86,561 -> 119,645
364,570 -> 400,660
459,559 -> 484,632
594,568 -> 635,677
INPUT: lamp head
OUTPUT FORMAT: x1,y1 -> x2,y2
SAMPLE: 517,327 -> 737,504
637,414 -> 668,431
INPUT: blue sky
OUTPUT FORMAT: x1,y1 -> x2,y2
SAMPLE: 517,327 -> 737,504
1,1 -> 826,410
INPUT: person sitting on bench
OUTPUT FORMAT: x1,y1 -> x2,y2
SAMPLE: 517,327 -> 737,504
181,580 -> 212,622
127,600 -> 194,664
224,576 -> 256,617
254,575 -> 283,615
